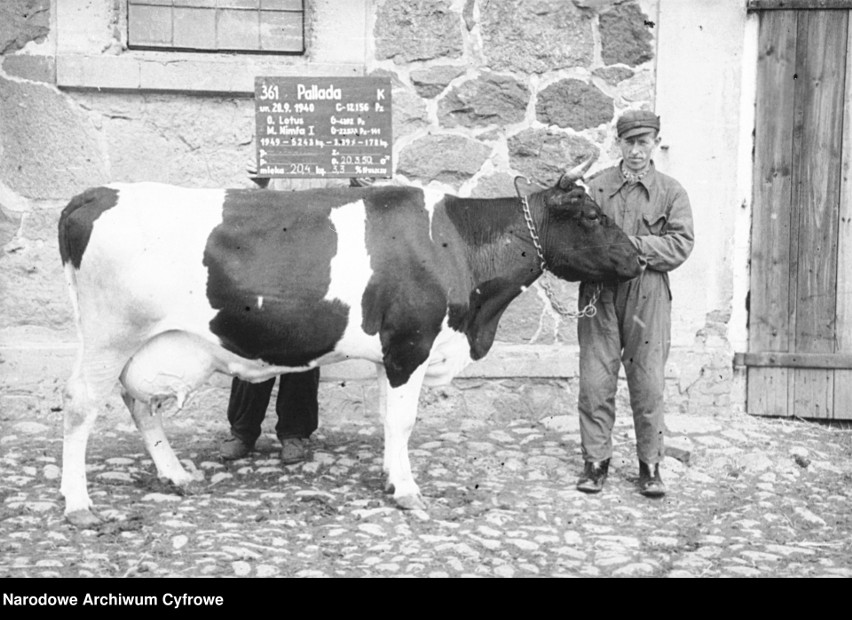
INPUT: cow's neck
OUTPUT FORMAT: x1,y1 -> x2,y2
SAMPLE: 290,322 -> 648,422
442,195 -> 544,360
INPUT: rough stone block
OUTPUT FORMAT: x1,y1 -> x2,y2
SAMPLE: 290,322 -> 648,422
397,134 -> 491,188
470,172 -> 517,199
367,69 -> 429,140
593,65 -> 635,85
0,78 -> 108,199
2,53 -> 55,83
600,2 -> 655,66
480,0 -> 593,73
508,128 -> 598,187
0,0 -> 49,55
75,93 -> 254,188
438,72 -> 530,129
374,0 -> 463,64
536,79 -> 614,131
410,65 -> 466,99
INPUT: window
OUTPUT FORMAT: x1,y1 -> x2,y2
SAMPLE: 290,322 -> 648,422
56,0 -> 367,93
127,0 -> 305,54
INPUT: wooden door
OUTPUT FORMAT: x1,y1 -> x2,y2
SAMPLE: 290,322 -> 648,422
744,1 -> 852,419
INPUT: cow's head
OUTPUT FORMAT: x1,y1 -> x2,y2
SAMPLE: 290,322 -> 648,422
533,157 -> 645,282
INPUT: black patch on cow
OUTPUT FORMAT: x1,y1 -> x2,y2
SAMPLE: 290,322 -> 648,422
443,195 -> 521,248
360,187 -> 451,388
58,187 -> 120,269
440,194 -> 540,360
204,188 -> 364,366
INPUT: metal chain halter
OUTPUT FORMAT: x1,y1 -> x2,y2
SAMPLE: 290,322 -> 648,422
515,176 -> 601,319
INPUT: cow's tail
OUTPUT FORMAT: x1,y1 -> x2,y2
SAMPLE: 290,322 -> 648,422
62,261 -> 83,335
57,200 -> 72,269
57,194 -> 88,338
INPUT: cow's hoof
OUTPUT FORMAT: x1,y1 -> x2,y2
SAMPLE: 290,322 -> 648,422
161,477 -> 203,496
65,509 -> 103,529
394,493 -> 427,511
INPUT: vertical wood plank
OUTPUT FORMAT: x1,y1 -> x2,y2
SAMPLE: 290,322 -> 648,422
747,367 -> 789,416
834,13 -> 852,419
749,10 -> 798,415
792,10 -> 846,354
751,10 -> 797,353
793,369 -> 835,418
790,10 -> 847,418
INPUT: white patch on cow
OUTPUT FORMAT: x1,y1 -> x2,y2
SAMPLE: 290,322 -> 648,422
322,200 -> 383,362
257,296 -> 264,310
422,187 -> 445,243
81,183 -> 226,343
424,317 -> 473,386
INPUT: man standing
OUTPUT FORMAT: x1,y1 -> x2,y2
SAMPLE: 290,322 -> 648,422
575,110 -> 694,497
220,371 -> 319,463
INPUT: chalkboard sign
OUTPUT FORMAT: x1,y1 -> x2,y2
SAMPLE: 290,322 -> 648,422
254,76 -> 393,179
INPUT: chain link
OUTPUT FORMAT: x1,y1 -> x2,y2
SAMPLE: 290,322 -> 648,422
516,179 -> 601,319
539,273 -> 600,318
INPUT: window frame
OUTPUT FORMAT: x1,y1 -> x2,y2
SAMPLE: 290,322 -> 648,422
125,0 -> 307,56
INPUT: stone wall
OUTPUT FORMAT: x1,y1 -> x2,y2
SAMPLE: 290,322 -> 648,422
0,0 -> 742,418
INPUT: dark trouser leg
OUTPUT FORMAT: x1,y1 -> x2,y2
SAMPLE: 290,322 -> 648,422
620,272 -> 671,465
227,377 -> 275,445
274,368 -> 320,440
577,285 -> 622,462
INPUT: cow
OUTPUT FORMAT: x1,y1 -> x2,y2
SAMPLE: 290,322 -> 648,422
57,159 -> 644,527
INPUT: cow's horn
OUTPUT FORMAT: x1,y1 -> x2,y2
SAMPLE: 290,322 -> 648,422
559,155 -> 596,188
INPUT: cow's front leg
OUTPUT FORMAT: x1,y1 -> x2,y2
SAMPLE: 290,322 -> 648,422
123,391 -> 197,490
376,363 -> 427,510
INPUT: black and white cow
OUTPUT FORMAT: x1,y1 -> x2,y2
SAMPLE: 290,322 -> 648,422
57,160 -> 644,527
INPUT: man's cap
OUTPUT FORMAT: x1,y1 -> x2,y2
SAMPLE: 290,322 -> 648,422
617,110 -> 660,139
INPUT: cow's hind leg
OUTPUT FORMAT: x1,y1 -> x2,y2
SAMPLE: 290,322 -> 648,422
61,351 -> 125,528
377,363 -> 427,510
119,331 -> 217,490
121,391 -> 198,489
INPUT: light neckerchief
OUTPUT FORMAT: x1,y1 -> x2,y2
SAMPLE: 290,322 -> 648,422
621,162 -> 651,185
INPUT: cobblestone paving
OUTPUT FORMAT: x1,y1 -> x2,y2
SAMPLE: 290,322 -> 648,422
1,391 -> 851,578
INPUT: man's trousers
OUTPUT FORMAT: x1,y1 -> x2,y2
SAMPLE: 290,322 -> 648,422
227,368 -> 320,444
577,270 -> 671,465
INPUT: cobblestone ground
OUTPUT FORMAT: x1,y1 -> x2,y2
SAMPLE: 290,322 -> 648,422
1,384 -> 851,578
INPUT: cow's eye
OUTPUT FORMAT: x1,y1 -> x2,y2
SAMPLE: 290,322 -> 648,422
587,212 -> 599,221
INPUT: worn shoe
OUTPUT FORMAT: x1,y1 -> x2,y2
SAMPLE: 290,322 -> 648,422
638,461 -> 666,497
220,436 -> 253,460
280,438 -> 309,465
576,459 -> 610,494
